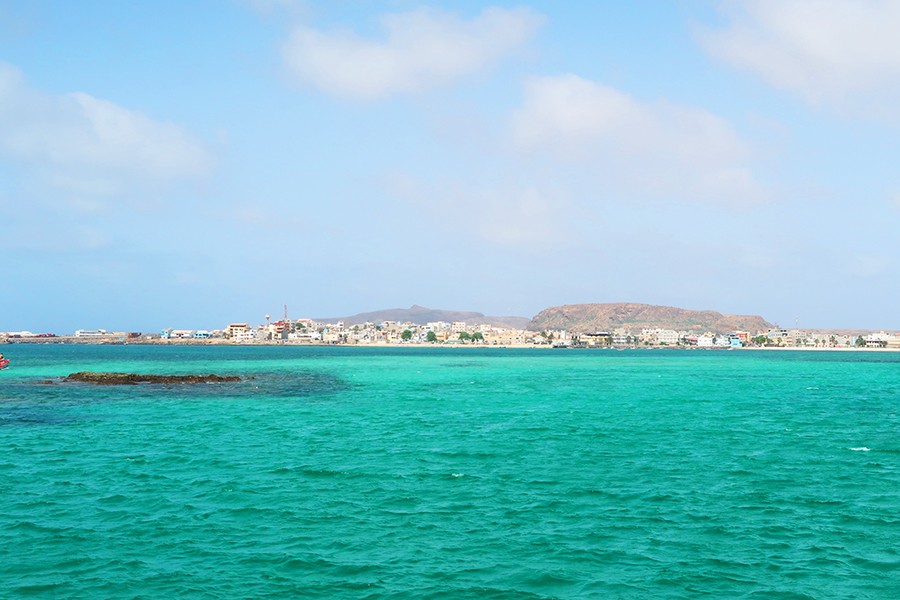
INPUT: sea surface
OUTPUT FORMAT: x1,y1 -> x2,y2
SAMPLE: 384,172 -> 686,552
2,345 -> 899,598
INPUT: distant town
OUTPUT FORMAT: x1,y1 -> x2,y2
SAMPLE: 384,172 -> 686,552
3,318 -> 900,350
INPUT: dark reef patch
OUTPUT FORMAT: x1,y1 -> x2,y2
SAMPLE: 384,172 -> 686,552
65,372 -> 243,385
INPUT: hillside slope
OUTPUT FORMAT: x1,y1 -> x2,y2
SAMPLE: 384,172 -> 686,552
529,303 -> 773,334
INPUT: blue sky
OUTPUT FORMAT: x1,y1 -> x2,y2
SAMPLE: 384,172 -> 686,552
2,0 -> 900,332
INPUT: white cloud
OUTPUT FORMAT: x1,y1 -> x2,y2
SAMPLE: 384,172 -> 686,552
700,0 -> 900,110
510,74 -> 765,204
0,62 -> 211,196
281,7 -> 542,100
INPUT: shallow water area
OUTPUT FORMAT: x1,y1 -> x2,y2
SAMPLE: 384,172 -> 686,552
2,345 -> 899,598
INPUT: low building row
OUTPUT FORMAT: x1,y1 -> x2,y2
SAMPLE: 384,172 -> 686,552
7,322 -> 898,349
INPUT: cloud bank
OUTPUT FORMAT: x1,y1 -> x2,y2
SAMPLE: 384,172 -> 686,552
0,62 -> 211,196
282,7 -> 542,100
511,74 -> 764,204
701,0 -> 900,111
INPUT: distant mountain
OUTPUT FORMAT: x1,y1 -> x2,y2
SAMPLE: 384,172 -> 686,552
529,303 -> 773,334
318,305 -> 531,329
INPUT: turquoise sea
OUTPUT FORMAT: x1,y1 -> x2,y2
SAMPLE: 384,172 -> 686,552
2,345 -> 900,598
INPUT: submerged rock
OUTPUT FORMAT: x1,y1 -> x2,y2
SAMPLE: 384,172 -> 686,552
65,372 -> 242,385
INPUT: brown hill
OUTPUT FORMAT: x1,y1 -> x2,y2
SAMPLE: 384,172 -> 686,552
319,305 -> 531,330
529,303 -> 773,334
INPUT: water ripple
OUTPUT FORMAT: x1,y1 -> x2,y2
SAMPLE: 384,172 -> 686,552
3,347 -> 900,597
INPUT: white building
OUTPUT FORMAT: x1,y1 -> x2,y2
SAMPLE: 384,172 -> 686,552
656,329 -> 680,345
865,332 -> 893,348
75,329 -> 108,337
231,328 -> 258,343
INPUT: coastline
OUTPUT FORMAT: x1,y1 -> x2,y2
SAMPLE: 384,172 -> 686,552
5,336 -> 900,352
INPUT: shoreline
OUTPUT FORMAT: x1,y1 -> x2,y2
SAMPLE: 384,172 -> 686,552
5,337 -> 900,352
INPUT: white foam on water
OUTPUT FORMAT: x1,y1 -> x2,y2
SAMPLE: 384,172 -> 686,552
850,447 -> 870,452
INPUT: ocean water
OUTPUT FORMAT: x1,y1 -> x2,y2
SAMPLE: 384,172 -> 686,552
2,345 -> 900,598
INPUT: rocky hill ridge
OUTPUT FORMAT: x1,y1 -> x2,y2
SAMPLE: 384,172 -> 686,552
529,303 -> 773,334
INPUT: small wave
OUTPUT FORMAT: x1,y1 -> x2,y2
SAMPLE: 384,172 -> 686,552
849,447 -> 870,452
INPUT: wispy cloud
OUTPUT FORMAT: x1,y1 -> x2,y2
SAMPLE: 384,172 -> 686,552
281,7 -> 542,100
510,74 -> 766,205
700,0 -> 900,114
0,62 -> 211,198
384,172 -> 570,248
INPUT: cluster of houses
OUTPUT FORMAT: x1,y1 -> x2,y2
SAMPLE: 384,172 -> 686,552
164,319 -> 536,346
5,323 -> 900,349
150,320 -> 900,349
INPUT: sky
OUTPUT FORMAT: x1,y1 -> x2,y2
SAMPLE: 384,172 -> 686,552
2,0 -> 900,333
